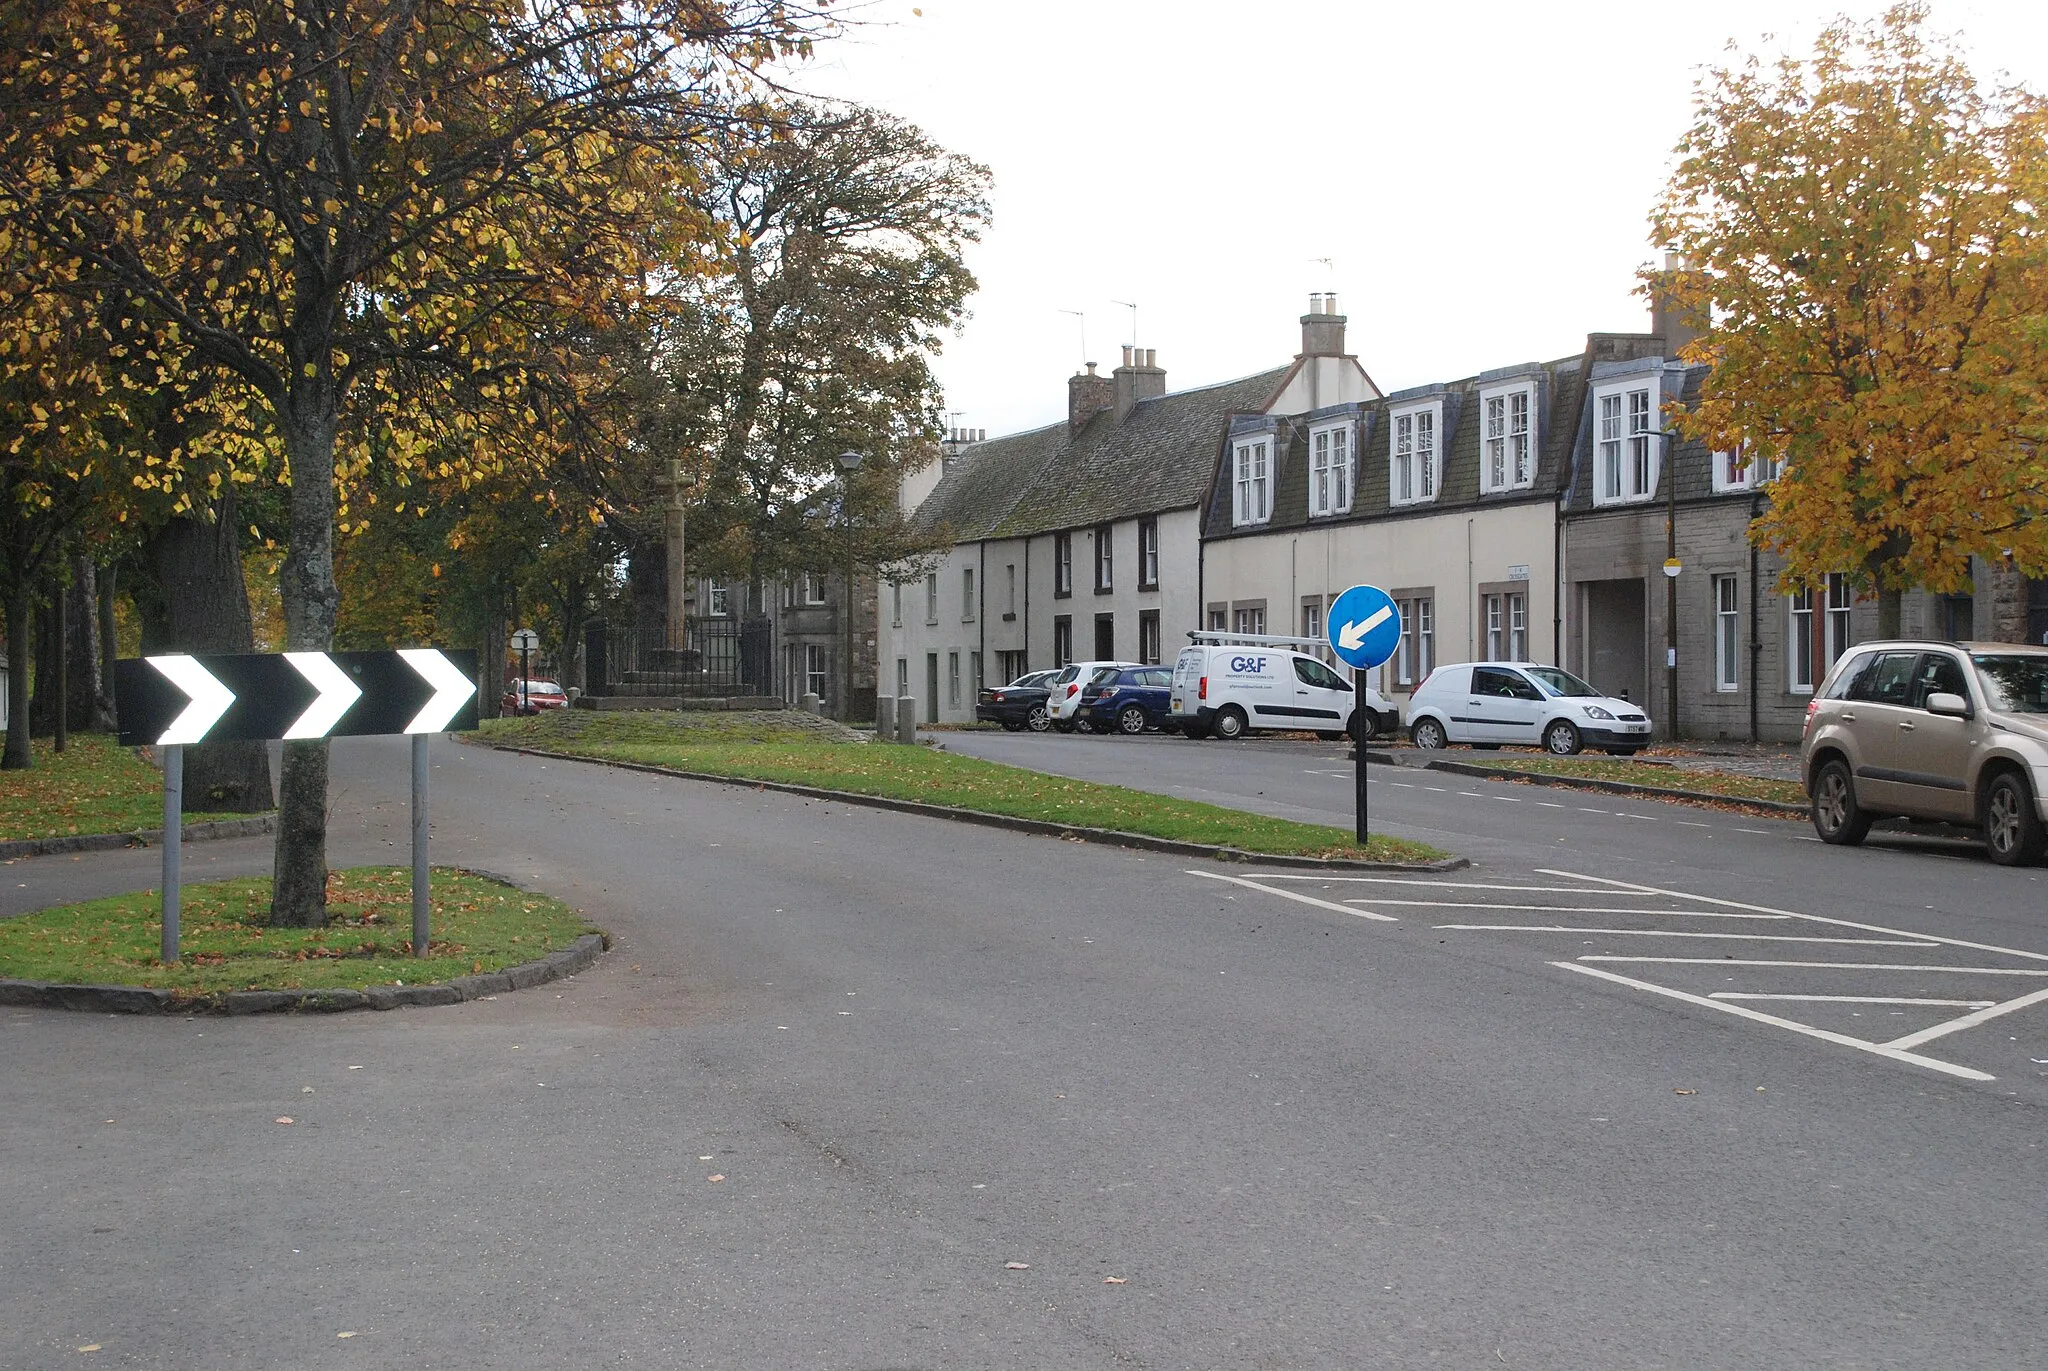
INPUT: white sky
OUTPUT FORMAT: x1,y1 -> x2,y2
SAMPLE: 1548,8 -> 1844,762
788,0 -> 2048,439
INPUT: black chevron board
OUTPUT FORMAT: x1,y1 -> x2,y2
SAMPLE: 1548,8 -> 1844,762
114,650 -> 481,746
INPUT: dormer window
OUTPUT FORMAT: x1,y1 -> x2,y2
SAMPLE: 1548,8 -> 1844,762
1592,377 -> 1662,506
1233,437 -> 1272,526
1309,421 -> 1354,518
1711,442 -> 1783,492
1479,382 -> 1536,493
1388,402 -> 1440,507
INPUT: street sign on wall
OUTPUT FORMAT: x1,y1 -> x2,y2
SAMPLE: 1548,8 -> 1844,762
114,649 -> 479,747
1327,584 -> 1402,671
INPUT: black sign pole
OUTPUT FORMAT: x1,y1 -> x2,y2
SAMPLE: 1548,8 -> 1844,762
412,733 -> 430,956
161,745 -> 183,963
1354,673 -> 1368,846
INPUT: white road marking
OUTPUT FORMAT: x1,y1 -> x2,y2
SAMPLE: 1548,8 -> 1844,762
1186,870 -> 1399,921
1536,802 -> 1566,808
1458,791 -> 1484,798
1676,821 -> 1711,828
1881,985 -> 2048,1050
1552,962 -> 1994,1081
1252,875 -> 1650,893
1536,869 -> 2048,964
1577,807 -> 1607,814
1391,782 -> 1416,789
1711,994 -> 1997,1008
1423,786 -> 1447,792
1578,958 -> 2048,975
1440,927 -> 1937,945
1340,900 -> 1786,918
1736,828 -> 1772,834
1494,796 -> 1523,802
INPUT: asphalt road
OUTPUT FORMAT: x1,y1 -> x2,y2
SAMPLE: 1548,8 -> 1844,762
4,732 -> 2047,1369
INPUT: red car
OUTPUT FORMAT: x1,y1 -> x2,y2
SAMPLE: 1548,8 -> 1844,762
502,679 -> 569,715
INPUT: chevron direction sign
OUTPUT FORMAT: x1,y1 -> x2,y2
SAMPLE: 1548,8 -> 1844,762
114,649 -> 480,747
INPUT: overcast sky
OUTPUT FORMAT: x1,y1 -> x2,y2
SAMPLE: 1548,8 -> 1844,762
787,1 -> 2048,440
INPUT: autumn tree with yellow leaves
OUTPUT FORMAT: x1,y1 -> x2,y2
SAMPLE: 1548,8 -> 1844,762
1650,3 -> 2048,639
0,0 -> 827,925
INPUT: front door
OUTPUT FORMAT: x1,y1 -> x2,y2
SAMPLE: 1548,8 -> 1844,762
1466,667 -> 1542,743
1891,651 -> 1975,821
1291,656 -> 1352,728
1095,613 -> 1115,661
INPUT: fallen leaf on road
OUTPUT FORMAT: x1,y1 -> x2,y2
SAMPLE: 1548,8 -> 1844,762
76,1345 -> 100,1353
1004,1262 -> 1030,1270
275,1117 -> 294,1125
708,1174 -> 725,1183
1674,1089 -> 1696,1096
337,1331 -> 356,1338
1103,1276 -> 1127,1284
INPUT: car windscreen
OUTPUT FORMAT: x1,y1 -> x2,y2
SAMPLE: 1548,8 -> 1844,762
1522,666 -> 1601,698
1971,655 -> 2048,713
515,681 -> 561,695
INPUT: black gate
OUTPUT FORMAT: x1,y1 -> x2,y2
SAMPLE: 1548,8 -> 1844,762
585,618 -> 775,698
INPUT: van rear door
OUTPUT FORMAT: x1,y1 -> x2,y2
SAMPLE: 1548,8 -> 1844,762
1170,648 -> 1204,714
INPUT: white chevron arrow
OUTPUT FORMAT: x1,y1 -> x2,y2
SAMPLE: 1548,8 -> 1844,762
282,652 -> 363,739
1338,604 -> 1393,652
399,648 -> 477,733
146,655 -> 236,746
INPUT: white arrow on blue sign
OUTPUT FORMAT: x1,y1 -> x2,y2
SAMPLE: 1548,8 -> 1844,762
1327,584 -> 1402,671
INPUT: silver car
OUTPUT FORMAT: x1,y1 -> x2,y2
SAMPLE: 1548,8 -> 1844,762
1801,640 -> 2048,865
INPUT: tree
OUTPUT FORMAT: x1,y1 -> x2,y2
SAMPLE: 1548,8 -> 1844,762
1650,3 -> 2048,637
0,0 -> 823,924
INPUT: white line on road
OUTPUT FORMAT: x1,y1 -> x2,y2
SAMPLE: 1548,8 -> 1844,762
1736,828 -> 1772,834
1880,985 -> 2048,1051
1711,994 -> 1996,1007
1537,869 -> 2048,964
1676,821 -> 1711,828
1536,802 -> 1566,808
1551,962 -> 1994,1081
1253,875 -> 1656,893
1186,871 -> 1399,921
1578,957 -> 2048,975
1340,900 -> 1786,918
1440,927 -> 1938,944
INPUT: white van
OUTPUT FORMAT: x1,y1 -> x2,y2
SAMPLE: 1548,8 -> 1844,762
1169,640 -> 1399,741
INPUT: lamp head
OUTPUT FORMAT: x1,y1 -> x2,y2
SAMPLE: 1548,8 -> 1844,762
836,450 -> 864,473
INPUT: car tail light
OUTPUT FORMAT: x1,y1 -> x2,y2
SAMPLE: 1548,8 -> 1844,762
1198,675 -> 1208,700
1803,697 -> 1820,735
1066,684 -> 1079,699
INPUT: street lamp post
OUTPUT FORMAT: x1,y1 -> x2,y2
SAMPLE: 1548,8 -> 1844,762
837,451 -> 865,721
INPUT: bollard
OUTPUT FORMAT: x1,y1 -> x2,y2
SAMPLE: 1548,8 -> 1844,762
896,696 -> 918,746
875,694 -> 896,742
801,691 -> 821,715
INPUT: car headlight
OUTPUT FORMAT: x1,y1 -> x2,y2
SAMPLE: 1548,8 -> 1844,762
1583,705 -> 1615,720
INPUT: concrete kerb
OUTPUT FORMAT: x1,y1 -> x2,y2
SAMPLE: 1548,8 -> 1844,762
1421,758 -> 1810,815
481,742 -> 1469,874
0,933 -> 608,1017
0,814 -> 276,861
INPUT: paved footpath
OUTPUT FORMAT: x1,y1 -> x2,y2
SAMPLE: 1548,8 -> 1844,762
4,734 -> 2046,1370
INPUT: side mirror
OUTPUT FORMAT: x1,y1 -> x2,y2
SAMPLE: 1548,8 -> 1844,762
1925,691 -> 1971,719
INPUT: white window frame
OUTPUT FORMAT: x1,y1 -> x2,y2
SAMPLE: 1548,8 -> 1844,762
1233,605 -> 1266,636
1478,382 -> 1536,493
1713,575 -> 1740,691
1825,572 -> 1854,668
1301,600 -> 1322,644
1138,520 -> 1159,588
708,585 -> 729,617
1233,437 -> 1272,526
962,567 -> 975,621
896,657 -> 909,698
800,572 -> 827,606
925,572 -> 939,625
1788,588 -> 1815,694
1388,401 -> 1441,507
1591,376 -> 1662,506
1394,596 -> 1434,687
1712,442 -> 1785,493
1094,524 -> 1113,591
947,651 -> 960,709
1308,421 -> 1355,517
890,581 -> 902,628
805,643 -> 828,700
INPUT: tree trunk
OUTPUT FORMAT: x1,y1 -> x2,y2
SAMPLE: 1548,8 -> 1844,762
480,609 -> 507,721
270,371 -> 341,929
3,575 -> 32,769
141,492 -> 273,813
1877,586 -> 1902,639
93,559 -> 118,731
30,581 -> 59,738
66,555 -> 104,734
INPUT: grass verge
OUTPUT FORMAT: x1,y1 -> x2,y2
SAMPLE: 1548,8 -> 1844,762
0,733 -> 248,840
1451,753 -> 1807,806
0,866 -> 596,997
480,711 -> 1449,864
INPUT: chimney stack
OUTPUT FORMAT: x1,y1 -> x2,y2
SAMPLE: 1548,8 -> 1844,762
1300,292 -> 1346,358
1068,361 -> 1114,434
1112,344 -> 1166,423
1650,251 -> 1708,357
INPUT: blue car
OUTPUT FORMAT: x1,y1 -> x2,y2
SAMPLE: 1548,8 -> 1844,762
1075,665 -> 1177,735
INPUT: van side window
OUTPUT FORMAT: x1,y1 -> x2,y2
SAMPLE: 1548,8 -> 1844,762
1471,667 -> 1514,696
1293,657 -> 1348,692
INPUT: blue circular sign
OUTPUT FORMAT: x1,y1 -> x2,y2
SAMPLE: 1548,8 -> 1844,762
1327,584 -> 1401,670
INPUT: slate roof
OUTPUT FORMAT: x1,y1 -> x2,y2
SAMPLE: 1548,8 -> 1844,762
907,366 -> 1292,543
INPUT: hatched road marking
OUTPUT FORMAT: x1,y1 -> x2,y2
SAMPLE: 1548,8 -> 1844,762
1202,865 -> 2048,1082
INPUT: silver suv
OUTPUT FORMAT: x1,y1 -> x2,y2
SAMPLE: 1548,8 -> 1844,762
1802,641 -> 2048,865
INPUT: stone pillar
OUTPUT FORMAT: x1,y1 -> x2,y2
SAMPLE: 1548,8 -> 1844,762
801,691 -> 821,715
896,696 -> 918,746
876,695 -> 896,742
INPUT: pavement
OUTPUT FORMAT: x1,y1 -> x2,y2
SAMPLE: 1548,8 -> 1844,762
5,732 -> 2048,1369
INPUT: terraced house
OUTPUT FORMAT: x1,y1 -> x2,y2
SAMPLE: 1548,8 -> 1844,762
881,314 -> 1373,724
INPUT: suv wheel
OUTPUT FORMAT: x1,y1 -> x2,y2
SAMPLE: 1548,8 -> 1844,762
1117,705 -> 1148,735
1543,720 -> 1583,755
1810,758 -> 1872,846
1212,706 -> 1248,741
1983,771 -> 2047,867
1411,717 -> 1446,750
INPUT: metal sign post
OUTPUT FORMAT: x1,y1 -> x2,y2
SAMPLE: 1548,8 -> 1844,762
114,648 -> 479,963
512,627 -> 538,714
1327,585 -> 1403,847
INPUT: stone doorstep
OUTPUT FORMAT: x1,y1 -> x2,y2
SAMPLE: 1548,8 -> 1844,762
0,933 -> 608,1017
